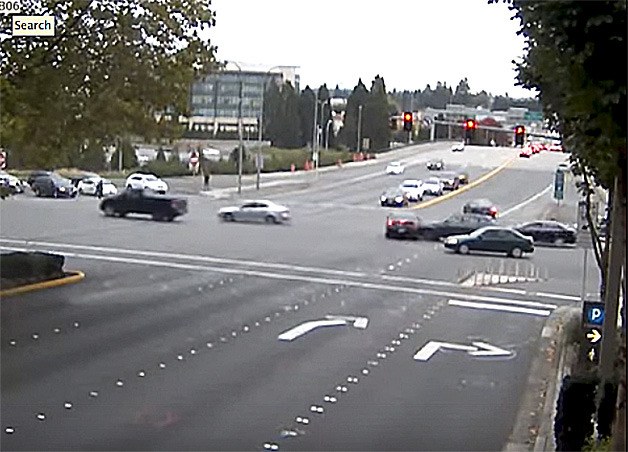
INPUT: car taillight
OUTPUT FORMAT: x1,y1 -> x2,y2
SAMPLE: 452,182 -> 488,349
386,219 -> 393,227
489,207 -> 497,216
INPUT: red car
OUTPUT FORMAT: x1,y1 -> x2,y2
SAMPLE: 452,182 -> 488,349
385,211 -> 422,239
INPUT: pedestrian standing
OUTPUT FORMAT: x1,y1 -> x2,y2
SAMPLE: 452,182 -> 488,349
96,178 -> 104,199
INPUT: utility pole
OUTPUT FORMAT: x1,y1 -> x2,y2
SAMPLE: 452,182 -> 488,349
237,78 -> 243,195
256,87 -> 263,191
357,105 -> 363,152
312,92 -> 318,169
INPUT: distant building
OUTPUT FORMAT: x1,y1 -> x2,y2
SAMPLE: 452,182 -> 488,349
188,66 -> 300,138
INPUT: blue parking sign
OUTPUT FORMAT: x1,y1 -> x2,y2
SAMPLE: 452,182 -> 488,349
583,301 -> 605,327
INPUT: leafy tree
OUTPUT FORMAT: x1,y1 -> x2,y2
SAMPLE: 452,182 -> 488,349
0,0 -> 218,168
453,78 -> 472,105
264,80 -> 284,146
109,139 -> 138,170
299,86 -> 316,148
338,79 -> 369,150
279,82 -> 302,148
496,1 -> 626,449
363,75 -> 391,151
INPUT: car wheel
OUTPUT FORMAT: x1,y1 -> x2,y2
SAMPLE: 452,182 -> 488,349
33,188 -> 40,197
458,244 -> 470,254
510,247 -> 523,258
223,213 -> 234,222
103,205 -> 115,217
554,237 -> 565,246
265,215 -> 277,224
127,185 -> 133,190
385,231 -> 391,239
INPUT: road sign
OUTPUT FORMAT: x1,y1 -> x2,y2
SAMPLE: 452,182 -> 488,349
582,300 -> 605,327
277,315 -> 368,342
585,328 -> 602,344
554,169 -> 565,200
255,153 -> 264,169
413,341 -> 511,361
0,150 -> 5,169
524,111 -> 544,122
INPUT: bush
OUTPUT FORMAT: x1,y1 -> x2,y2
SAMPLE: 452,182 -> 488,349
554,375 -> 598,451
143,160 -> 190,177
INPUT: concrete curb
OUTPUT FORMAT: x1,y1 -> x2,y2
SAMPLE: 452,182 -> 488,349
0,270 -> 85,297
504,306 -> 580,451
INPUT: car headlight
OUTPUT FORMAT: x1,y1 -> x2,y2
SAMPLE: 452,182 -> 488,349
445,238 -> 458,245
394,196 -> 403,202
59,187 -> 66,191
380,195 -> 386,201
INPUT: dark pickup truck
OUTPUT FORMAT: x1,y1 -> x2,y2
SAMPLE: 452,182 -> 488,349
99,188 -> 188,221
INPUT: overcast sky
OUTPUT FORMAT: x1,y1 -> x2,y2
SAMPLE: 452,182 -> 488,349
206,0 -> 535,99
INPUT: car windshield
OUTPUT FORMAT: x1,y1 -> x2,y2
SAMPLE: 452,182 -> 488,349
145,175 -> 158,181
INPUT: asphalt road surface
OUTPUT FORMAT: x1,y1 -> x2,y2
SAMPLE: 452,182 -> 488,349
1,143 -> 600,451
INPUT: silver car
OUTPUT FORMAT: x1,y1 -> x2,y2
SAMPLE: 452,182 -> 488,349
218,200 -> 291,224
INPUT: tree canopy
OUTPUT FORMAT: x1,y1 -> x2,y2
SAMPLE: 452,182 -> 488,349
0,0 -> 218,168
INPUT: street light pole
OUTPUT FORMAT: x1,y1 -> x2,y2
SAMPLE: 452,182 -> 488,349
312,91 -> 318,170
357,105 -> 363,152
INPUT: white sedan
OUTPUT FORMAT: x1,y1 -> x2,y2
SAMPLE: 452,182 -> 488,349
218,200 -> 290,224
78,177 -> 118,196
451,142 -> 465,152
385,161 -> 405,175
0,170 -> 24,193
422,177 -> 444,196
125,173 -> 168,194
399,179 -> 425,202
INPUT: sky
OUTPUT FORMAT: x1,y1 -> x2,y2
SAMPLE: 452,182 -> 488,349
205,0 -> 536,99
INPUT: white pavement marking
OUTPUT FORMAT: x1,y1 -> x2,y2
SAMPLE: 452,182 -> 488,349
532,292 -> 580,301
0,240 -> 578,302
413,340 -> 512,361
324,315 -> 369,329
448,300 -> 552,317
500,184 -> 552,217
277,319 -> 348,341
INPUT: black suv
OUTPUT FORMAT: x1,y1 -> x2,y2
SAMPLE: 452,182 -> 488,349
462,199 -> 498,218
31,175 -> 77,198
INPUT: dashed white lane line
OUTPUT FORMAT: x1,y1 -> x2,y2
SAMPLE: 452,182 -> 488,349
500,184 -> 553,218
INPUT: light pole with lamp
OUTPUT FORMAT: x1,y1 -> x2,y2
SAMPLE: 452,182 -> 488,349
325,119 -> 333,150
256,66 -> 283,190
226,61 -> 244,195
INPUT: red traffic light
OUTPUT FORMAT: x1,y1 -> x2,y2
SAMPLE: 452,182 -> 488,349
465,120 -> 476,129
515,126 -> 525,134
404,112 -> 412,122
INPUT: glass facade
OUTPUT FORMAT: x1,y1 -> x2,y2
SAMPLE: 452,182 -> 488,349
190,70 -> 284,122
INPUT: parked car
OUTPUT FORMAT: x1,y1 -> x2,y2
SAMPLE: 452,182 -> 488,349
218,200 -> 290,223
26,170 -> 52,187
100,188 -> 187,221
31,174 -> 78,198
380,187 -> 409,207
514,220 -> 577,245
427,159 -> 444,170
385,211 -> 422,239
456,170 -> 470,185
399,179 -> 425,202
0,170 -> 24,194
443,226 -> 534,258
421,177 -> 444,196
451,142 -> 465,152
78,177 -> 118,196
438,171 -> 461,191
463,199 -> 498,218
125,172 -> 168,194
385,161 -> 405,175
416,213 -> 496,241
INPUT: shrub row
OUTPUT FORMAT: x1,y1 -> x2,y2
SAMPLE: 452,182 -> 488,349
0,252 -> 65,288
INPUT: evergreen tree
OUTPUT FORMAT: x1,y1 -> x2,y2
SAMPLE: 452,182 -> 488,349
363,76 -> 391,152
338,79 -> 369,150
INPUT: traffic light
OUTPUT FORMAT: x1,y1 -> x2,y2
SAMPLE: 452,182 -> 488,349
403,112 -> 413,132
514,125 -> 525,147
464,118 -> 476,143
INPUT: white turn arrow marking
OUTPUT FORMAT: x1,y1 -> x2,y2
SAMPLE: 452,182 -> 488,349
413,341 -> 511,361
325,315 -> 369,329
278,315 -> 370,341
